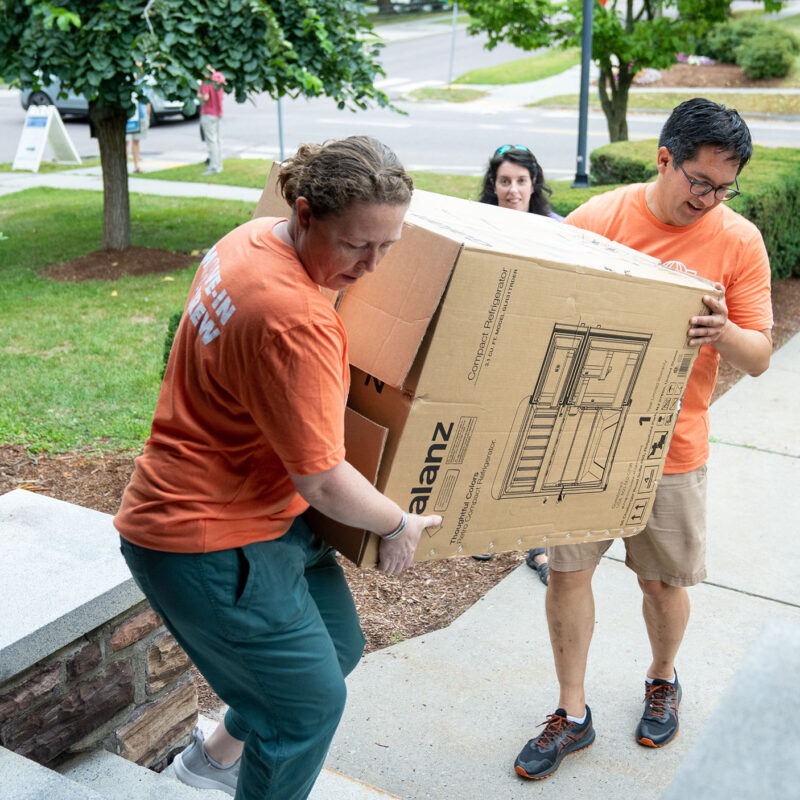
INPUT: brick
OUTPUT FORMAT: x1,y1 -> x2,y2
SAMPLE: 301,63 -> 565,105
117,678 -> 197,766
147,634 -> 192,693
110,608 -> 162,651
4,661 -> 134,764
66,641 -> 102,680
0,664 -> 61,724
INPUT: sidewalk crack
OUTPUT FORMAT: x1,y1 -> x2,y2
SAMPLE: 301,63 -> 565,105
700,580 -> 800,609
712,439 -> 799,459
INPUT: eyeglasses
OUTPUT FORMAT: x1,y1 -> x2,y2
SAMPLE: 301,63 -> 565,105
677,163 -> 740,202
495,144 -> 530,156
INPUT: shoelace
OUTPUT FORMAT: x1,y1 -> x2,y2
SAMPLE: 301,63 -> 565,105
643,682 -> 676,718
535,714 -> 572,747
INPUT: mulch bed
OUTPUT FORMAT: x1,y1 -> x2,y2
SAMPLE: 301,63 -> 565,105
640,61 -> 787,90
43,246 -> 199,282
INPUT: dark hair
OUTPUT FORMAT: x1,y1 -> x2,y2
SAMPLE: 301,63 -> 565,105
479,147 -> 553,216
659,98 -> 753,173
278,136 -> 413,218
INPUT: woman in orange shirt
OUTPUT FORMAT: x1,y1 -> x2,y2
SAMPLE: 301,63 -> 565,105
116,137 -> 441,800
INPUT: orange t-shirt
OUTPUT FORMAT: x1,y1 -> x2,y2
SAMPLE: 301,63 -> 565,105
566,184 -> 772,473
114,217 -> 349,552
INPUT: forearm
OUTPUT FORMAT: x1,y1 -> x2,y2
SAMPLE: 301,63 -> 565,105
292,460 -> 403,536
715,323 -> 771,377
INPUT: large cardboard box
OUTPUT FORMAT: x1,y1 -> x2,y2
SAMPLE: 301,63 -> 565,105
254,168 -> 718,566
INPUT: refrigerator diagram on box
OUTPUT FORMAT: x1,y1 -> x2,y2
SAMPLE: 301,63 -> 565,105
492,324 -> 651,500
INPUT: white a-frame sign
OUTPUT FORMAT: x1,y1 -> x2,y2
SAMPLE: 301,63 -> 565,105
12,105 -> 82,172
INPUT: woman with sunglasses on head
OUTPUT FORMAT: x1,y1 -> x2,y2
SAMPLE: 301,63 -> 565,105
480,144 -> 563,221
473,144 -> 560,582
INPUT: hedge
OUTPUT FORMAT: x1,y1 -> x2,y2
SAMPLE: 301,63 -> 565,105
698,18 -> 799,78
736,32 -> 797,80
548,140 -> 799,280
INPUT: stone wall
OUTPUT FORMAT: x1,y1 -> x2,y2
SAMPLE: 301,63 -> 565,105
0,601 -> 197,770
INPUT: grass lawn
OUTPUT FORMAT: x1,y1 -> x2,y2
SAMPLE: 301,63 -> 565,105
0,188 -> 254,452
407,86 -> 488,102
411,170 -> 481,199
368,9 -> 454,26
141,158 -> 274,187
141,159 -> 485,199
530,90 -> 800,116
0,157 -> 101,173
455,48 -> 581,85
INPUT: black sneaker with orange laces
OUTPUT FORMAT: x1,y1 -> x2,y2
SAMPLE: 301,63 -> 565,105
514,706 -> 595,780
636,672 -> 682,747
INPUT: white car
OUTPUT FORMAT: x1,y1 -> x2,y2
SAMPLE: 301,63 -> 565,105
19,77 -> 199,124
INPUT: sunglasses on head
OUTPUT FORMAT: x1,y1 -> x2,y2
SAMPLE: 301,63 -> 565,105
494,144 -> 530,156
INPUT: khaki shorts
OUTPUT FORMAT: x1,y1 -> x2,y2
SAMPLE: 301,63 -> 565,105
546,465 -> 707,587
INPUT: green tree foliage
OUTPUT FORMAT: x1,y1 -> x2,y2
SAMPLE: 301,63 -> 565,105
461,0 -> 784,142
0,1 -> 390,249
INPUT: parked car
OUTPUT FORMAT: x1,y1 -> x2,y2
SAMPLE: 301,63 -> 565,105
19,77 -> 199,123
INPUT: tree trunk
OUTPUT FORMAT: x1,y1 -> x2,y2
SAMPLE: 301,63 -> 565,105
596,62 -> 633,142
89,102 -> 131,250
376,0 -> 396,13
604,94 -> 629,142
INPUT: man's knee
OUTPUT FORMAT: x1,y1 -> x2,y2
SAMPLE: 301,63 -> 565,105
637,575 -> 682,600
549,565 -> 595,594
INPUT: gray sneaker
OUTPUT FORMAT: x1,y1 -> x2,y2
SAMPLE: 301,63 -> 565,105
172,727 -> 240,796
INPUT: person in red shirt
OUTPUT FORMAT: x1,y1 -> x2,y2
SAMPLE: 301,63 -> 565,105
116,136 -> 441,800
514,99 -> 772,781
199,67 -> 225,175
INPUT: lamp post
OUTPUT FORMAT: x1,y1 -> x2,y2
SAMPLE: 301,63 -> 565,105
277,96 -> 285,162
448,3 -> 458,85
572,0 -> 594,188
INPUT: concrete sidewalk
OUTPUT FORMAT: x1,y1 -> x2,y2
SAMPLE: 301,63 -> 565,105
0,168 -> 263,201
323,333 -> 800,799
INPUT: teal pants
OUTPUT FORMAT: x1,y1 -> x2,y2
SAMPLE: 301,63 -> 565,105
120,517 -> 365,800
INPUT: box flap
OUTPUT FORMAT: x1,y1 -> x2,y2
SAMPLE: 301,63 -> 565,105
303,408 -> 387,565
343,407 -> 388,483
252,161 -> 289,219
337,226 -> 461,389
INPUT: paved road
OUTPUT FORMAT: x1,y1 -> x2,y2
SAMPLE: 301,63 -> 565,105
2,15 -> 799,177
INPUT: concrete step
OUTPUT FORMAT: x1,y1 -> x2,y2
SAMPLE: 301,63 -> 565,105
52,714 -> 402,800
193,715 -> 402,799
57,749 -> 230,799
1,746 -> 106,800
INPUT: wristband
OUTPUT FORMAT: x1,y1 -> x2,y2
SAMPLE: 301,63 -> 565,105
382,511 -> 407,540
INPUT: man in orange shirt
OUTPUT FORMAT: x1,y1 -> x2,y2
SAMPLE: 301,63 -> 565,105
514,98 -> 773,781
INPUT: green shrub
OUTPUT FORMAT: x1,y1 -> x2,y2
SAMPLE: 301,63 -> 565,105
589,140 -> 659,185
729,147 -> 800,280
698,18 -> 799,73
736,32 -> 796,79
548,180 -> 621,218
581,140 -> 800,280
698,18 -> 768,62
768,24 -> 800,56
162,311 -> 182,377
